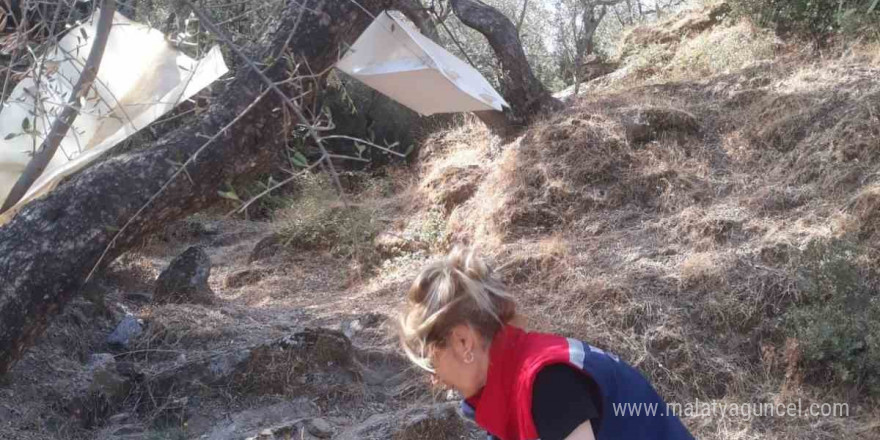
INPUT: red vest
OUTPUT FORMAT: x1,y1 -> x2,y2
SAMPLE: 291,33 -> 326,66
465,325 -> 572,439
463,325 -> 693,440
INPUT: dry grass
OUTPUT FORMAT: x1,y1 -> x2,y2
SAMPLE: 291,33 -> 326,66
231,329 -> 365,406
378,5 -> 880,439
679,251 -> 727,288
668,21 -> 777,78
608,4 -> 776,86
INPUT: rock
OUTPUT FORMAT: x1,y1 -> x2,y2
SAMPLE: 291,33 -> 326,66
115,361 -> 145,382
307,418 -> 334,438
107,315 -> 143,350
200,400 -> 319,440
248,234 -> 284,263
342,319 -> 363,338
88,354 -> 129,399
620,106 -> 700,145
153,246 -> 216,305
224,268 -> 271,289
146,328 -> 357,418
66,353 -> 132,427
206,349 -> 252,381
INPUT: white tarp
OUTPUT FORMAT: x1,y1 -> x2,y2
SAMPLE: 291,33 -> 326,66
0,10 -> 228,222
335,12 -> 508,116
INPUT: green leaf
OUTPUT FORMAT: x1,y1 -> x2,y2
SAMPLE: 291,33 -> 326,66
403,143 -> 415,157
4,133 -> 18,140
21,118 -> 30,132
80,28 -> 88,40
869,0 -> 879,13
290,150 -> 308,168
218,190 -> 241,202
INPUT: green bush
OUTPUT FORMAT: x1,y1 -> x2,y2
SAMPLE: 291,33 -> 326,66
736,0 -> 880,37
785,239 -> 880,394
275,175 -> 381,262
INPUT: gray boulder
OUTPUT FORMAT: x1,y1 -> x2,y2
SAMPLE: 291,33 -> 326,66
154,246 -> 216,305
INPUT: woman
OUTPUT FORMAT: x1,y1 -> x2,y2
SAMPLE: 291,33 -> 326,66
399,248 -> 694,440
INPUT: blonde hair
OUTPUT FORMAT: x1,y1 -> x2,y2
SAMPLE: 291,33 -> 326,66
398,247 -> 517,372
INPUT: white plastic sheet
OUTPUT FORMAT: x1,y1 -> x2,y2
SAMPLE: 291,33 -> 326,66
0,10 -> 228,222
336,12 -> 508,116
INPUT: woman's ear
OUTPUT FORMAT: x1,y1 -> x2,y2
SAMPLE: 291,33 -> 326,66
449,324 -> 477,359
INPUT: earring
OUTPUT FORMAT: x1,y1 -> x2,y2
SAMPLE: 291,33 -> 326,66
464,351 -> 474,364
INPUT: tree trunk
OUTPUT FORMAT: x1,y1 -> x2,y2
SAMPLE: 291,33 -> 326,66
0,0 -> 396,376
393,0 -> 440,42
448,0 -> 562,124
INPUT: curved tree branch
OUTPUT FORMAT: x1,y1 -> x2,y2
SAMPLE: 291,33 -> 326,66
516,0 -> 528,34
447,0 -> 561,123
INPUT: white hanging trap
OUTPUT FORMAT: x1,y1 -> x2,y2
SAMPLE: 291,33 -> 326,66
335,12 -> 508,116
0,10 -> 228,222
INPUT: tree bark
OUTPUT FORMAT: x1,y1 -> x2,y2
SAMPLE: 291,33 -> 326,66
393,0 -> 440,42
0,0 -> 395,376
448,0 -> 562,124
516,0 -> 529,34
572,3 -> 607,97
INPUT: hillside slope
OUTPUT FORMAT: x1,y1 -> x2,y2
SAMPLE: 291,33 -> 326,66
404,5 -> 880,438
0,3 -> 878,440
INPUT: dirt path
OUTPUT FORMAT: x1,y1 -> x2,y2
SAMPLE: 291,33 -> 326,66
0,216 -> 475,440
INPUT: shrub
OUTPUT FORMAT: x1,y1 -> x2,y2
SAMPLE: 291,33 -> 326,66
736,0 -> 880,37
669,21 -> 777,77
785,239 -> 880,395
275,175 -> 381,263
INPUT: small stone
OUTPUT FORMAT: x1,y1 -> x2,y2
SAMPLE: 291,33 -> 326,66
249,234 -> 284,263
154,246 -> 216,305
350,319 -> 363,333
207,349 -> 252,382
107,314 -> 143,350
341,320 -> 360,338
258,428 -> 274,439
86,353 -> 129,401
307,418 -> 333,439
